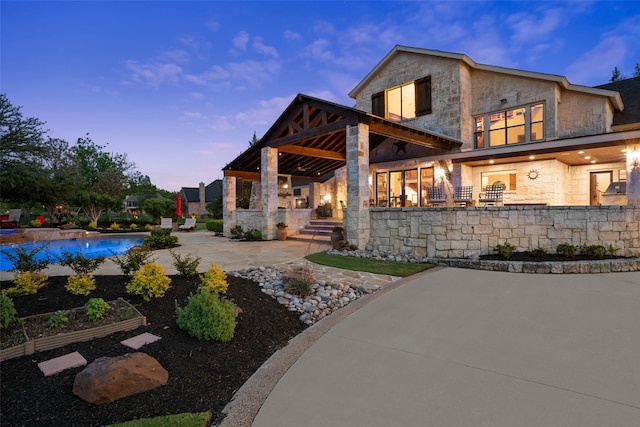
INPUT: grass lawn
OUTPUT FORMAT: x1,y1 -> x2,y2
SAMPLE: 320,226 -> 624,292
305,252 -> 433,277
106,412 -> 211,427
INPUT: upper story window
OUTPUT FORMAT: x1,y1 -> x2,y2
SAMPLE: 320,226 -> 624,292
474,103 -> 544,148
372,76 -> 432,122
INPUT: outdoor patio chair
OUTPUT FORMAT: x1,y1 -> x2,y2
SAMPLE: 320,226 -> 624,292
478,185 -> 504,206
178,218 -> 197,231
160,217 -> 173,230
1,209 -> 21,229
453,186 -> 473,206
425,186 -> 447,206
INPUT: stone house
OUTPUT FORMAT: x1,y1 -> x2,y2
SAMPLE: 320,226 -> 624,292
223,45 -> 640,257
180,180 -> 222,217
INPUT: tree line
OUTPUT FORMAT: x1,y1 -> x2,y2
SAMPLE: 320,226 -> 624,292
0,93 -> 175,224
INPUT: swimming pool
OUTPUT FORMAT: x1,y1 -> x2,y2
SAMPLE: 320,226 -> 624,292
0,236 -> 145,271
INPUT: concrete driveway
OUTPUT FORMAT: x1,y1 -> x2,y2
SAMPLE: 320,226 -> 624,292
251,267 -> 640,427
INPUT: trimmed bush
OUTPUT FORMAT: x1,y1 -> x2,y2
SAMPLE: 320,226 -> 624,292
110,222 -> 120,230
176,288 -> 236,342
85,298 -> 109,321
145,229 -> 178,249
129,223 -> 138,230
494,242 -> 516,259
126,263 -> 171,301
58,250 -> 105,275
0,294 -> 19,330
170,251 -> 201,278
47,310 -> 70,329
65,273 -> 96,296
87,221 -> 97,230
206,219 -> 223,233
144,224 -> 153,231
112,246 -> 155,276
199,263 -> 228,294
2,244 -> 50,273
4,271 -> 48,296
556,242 -> 577,258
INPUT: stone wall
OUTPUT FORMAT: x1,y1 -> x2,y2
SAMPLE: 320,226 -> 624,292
368,205 -> 640,258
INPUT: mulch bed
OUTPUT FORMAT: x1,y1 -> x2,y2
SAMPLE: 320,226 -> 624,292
1,274 -> 307,426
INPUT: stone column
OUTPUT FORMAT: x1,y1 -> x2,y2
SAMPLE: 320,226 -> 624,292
309,182 -> 320,214
627,144 -> 640,206
345,123 -> 370,249
261,147 -> 278,240
222,176 -> 236,236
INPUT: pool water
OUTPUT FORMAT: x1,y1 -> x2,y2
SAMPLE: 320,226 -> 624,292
0,236 -> 145,271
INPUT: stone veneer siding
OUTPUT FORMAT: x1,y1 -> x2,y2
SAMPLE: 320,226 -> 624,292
368,205 -> 640,258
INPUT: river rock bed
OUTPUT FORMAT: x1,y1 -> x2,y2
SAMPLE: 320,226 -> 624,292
230,266 -> 381,325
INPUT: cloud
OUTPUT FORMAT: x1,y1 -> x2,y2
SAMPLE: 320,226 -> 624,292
313,20 -> 335,35
232,31 -> 250,52
209,115 -> 233,132
252,37 -> 278,58
235,95 -> 294,130
507,8 -> 564,46
301,39 -> 334,61
227,59 -> 281,86
205,20 -> 220,32
124,60 -> 182,87
183,65 -> 230,85
284,30 -> 302,41
161,49 -> 191,64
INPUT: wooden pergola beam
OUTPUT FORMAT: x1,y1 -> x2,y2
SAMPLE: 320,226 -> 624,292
223,170 -> 261,180
278,145 -> 346,161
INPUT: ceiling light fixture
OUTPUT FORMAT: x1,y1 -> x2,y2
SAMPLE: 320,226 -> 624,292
529,155 -> 535,160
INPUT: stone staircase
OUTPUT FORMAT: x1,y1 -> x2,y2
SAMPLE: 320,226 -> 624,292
288,218 -> 342,244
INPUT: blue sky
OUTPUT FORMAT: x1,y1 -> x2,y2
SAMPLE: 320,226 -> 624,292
2,1 -> 639,192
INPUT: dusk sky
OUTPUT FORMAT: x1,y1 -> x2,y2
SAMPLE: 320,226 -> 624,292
3,1 -> 639,192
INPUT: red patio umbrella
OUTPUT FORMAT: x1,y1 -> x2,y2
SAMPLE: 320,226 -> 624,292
176,192 -> 182,217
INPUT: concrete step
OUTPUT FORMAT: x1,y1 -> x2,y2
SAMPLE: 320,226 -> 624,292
288,219 -> 342,243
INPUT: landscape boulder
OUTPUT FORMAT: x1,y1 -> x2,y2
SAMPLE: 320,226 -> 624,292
72,352 -> 168,405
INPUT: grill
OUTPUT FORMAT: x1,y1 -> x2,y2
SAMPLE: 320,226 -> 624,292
603,182 -> 626,194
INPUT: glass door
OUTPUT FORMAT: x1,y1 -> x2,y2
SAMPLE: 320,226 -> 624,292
376,173 -> 388,207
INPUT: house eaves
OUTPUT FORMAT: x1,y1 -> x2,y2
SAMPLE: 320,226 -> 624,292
349,45 -> 624,112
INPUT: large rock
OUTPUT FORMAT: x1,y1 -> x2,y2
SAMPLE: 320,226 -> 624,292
73,352 -> 168,405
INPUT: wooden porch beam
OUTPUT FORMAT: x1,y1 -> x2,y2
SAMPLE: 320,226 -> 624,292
278,145 -> 346,161
223,170 -> 261,180
369,121 -> 459,150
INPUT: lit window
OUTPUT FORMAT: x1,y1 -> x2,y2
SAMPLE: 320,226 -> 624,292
474,103 -> 544,148
371,76 -> 432,122
481,170 -> 516,191
387,83 -> 416,121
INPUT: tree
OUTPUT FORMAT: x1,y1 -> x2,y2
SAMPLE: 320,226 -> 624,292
0,94 -> 49,205
610,66 -> 625,82
206,197 -> 223,219
38,138 -> 81,223
127,171 -> 157,203
143,197 -> 175,224
635,63 -> 640,77
248,131 -> 259,147
70,135 -> 133,223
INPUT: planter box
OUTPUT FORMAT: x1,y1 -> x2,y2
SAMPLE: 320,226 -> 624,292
0,298 -> 146,362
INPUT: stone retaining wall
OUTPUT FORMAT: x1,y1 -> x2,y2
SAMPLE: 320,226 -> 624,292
368,205 -> 640,258
425,257 -> 639,274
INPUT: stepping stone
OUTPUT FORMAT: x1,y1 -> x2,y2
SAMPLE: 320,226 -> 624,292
120,332 -> 161,350
38,351 -> 87,377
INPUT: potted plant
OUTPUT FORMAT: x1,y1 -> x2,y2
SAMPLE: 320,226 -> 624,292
276,222 -> 288,241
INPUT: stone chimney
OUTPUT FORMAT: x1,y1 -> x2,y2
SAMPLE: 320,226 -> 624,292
199,182 -> 206,216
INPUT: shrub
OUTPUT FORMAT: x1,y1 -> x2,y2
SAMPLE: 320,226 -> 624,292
606,244 -> 620,256
87,221 -> 97,230
0,294 -> 19,330
176,288 -> 236,342
129,223 -> 138,230
65,273 -> 96,296
556,242 -> 577,258
145,229 -> 178,249
170,251 -> 201,277
206,219 -> 223,233
580,244 -> 607,258
4,271 -> 48,296
110,222 -> 120,230
230,225 -> 243,239
144,223 -> 153,231
112,246 -> 155,276
57,250 -> 105,275
494,242 -> 517,259
2,243 -> 50,273
244,229 -> 262,241
199,262 -> 228,294
528,247 -> 547,257
47,310 -> 70,329
29,219 -> 42,228
85,297 -> 109,321
126,263 -> 171,301
282,265 -> 314,297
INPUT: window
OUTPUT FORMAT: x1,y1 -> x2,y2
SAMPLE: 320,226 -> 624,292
481,170 -> 516,191
474,103 -> 544,148
420,167 -> 434,206
372,76 -> 432,121
376,173 -> 388,207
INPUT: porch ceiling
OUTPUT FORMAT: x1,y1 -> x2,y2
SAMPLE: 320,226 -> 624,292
222,94 -> 462,180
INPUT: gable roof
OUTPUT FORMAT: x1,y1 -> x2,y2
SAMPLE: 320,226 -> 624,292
223,94 -> 461,180
595,76 -> 640,129
349,45 -> 623,111
180,180 -> 222,202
